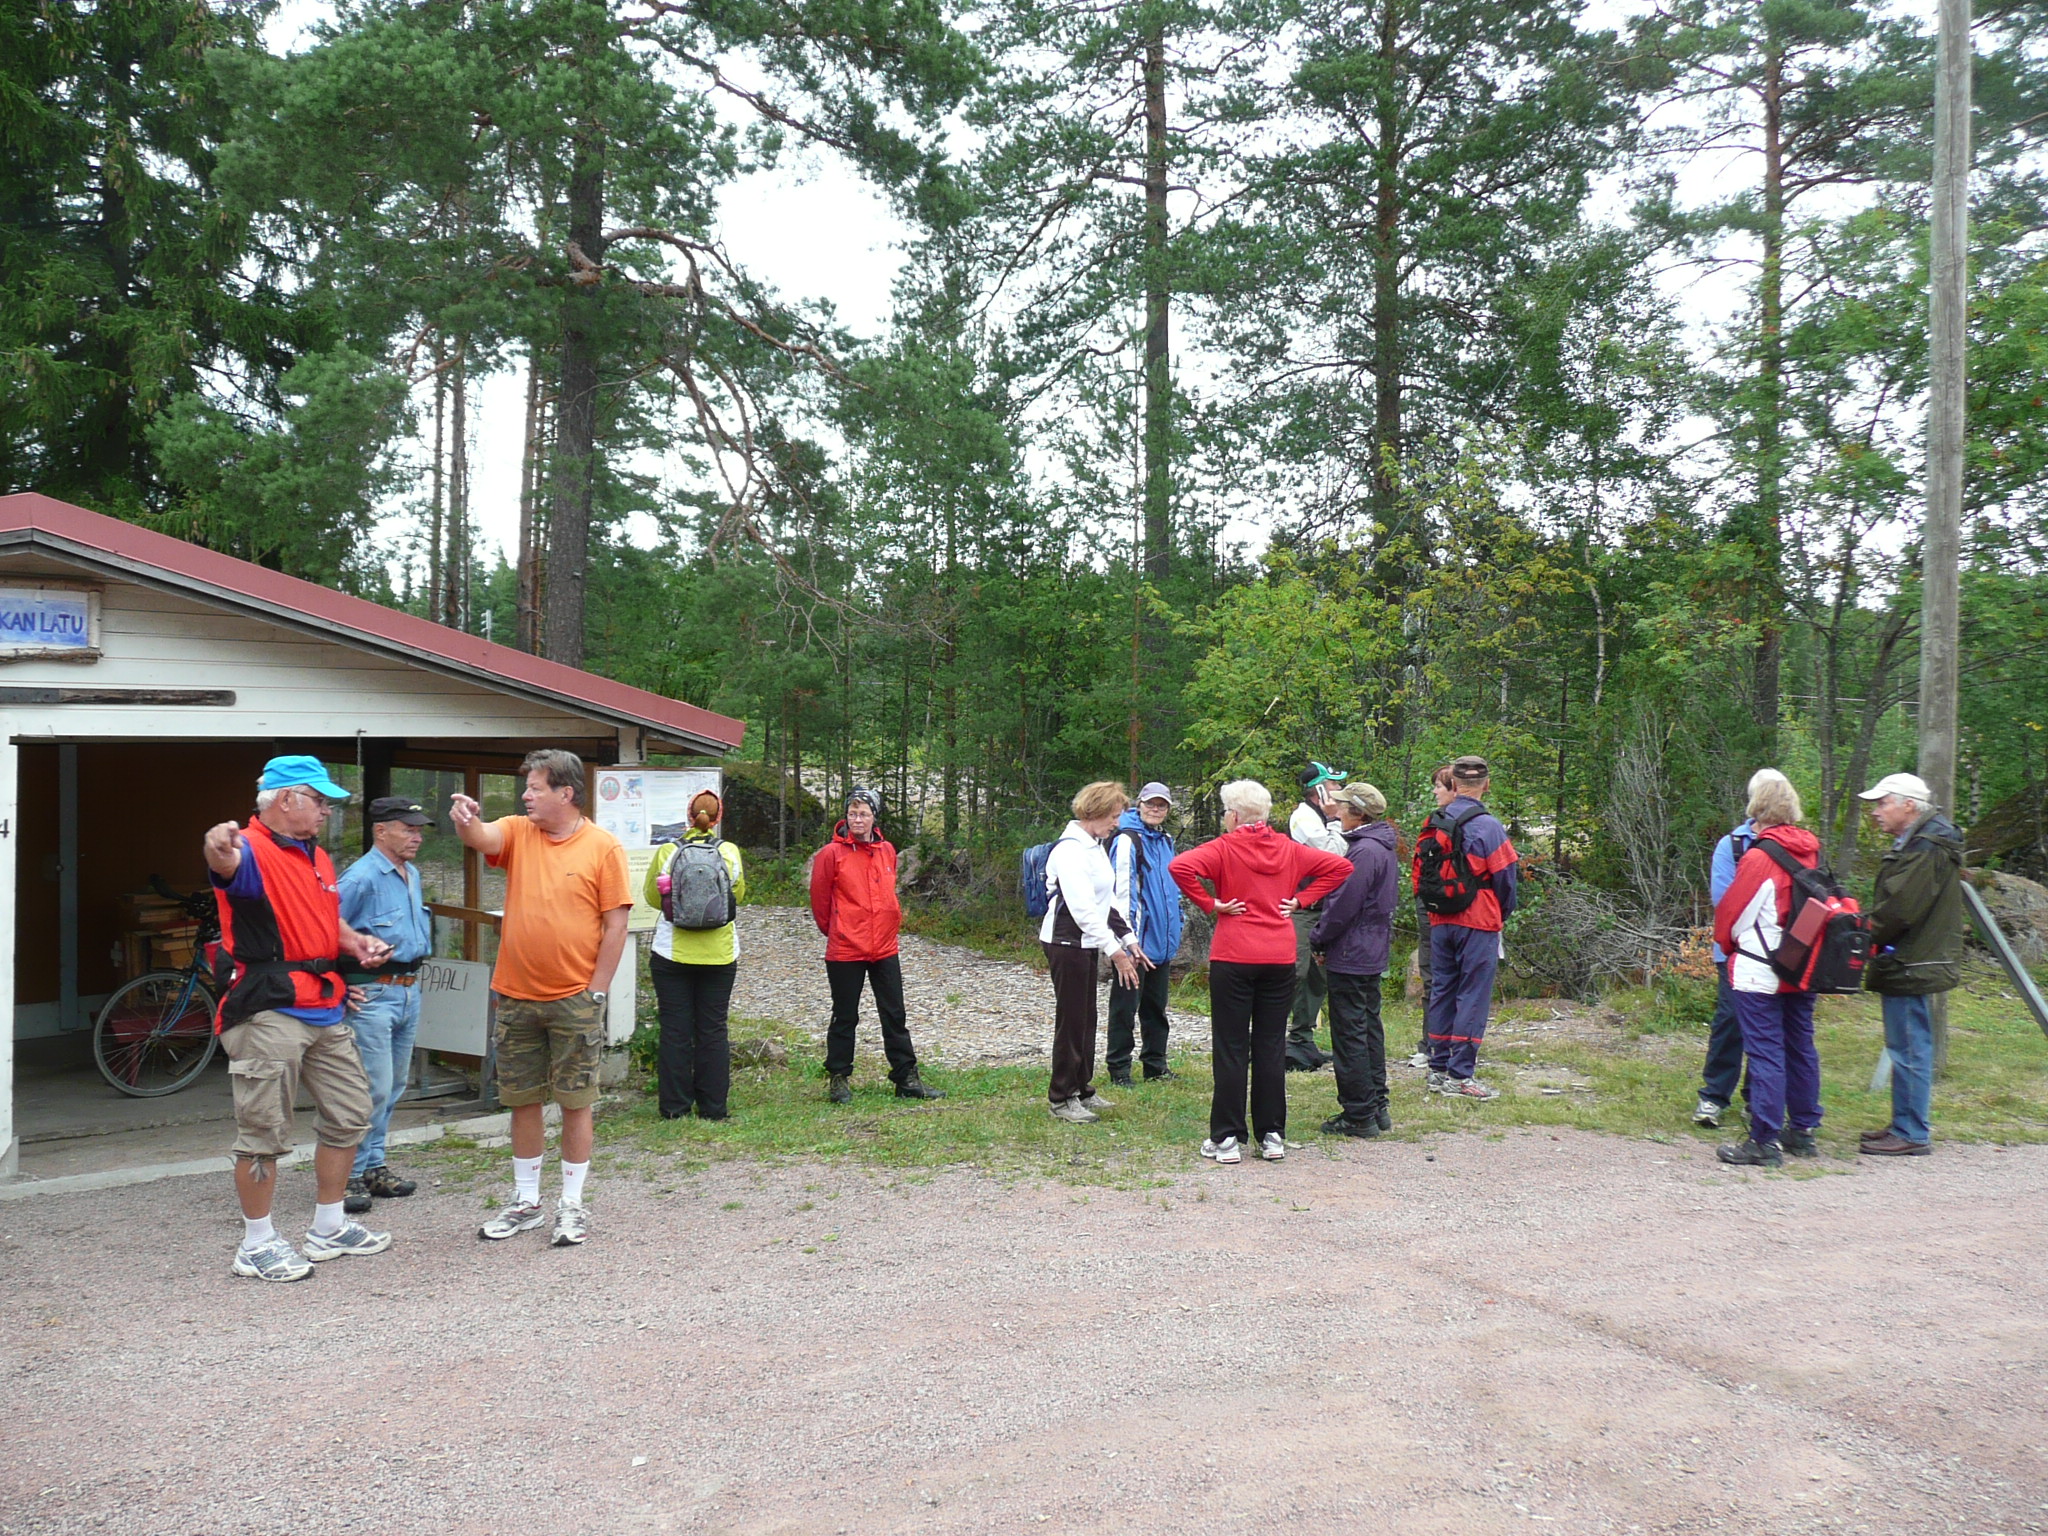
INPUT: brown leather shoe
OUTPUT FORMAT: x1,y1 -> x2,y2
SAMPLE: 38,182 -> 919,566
1859,1132 -> 1930,1157
1859,1126 -> 1894,1142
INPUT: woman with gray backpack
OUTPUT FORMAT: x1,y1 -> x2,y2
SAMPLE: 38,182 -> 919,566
644,789 -> 745,1120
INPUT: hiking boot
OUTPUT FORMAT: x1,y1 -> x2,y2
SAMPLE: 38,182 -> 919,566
1716,1138 -> 1784,1168
1425,1069 -> 1447,1095
1692,1098 -> 1724,1129
363,1165 -> 416,1199
1259,1132 -> 1288,1162
343,1176 -> 372,1216
1375,1107 -> 1392,1132
1143,1066 -> 1178,1082
1441,1076 -> 1498,1100
551,1200 -> 591,1246
894,1073 -> 945,1101
1322,1114 -> 1382,1139
1859,1126 -> 1895,1142
1077,1090 -> 1115,1111
478,1199 -> 547,1241
1200,1136 -> 1241,1165
1859,1132 -> 1931,1157
231,1234 -> 313,1283
1109,1071 -> 1135,1089
1050,1096 -> 1099,1124
1780,1128 -> 1820,1158
303,1221 -> 393,1262
828,1073 -> 853,1105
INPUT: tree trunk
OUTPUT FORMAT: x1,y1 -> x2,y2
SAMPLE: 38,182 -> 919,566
446,341 -> 469,629
1141,17 -> 1172,582
1368,0 -> 1409,749
1753,41 -> 1787,756
543,141 -> 607,668
428,342 -> 445,621
516,354 -> 544,653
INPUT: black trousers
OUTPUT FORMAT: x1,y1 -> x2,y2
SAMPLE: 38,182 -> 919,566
1412,900 -> 1434,1056
1208,960 -> 1293,1144
1107,959 -> 1171,1076
1287,910 -> 1331,1064
1327,970 -> 1388,1123
1044,942 -> 1102,1104
650,954 -> 736,1119
824,955 -> 919,1082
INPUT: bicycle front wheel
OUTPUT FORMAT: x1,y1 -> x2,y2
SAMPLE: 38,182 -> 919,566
93,971 -> 221,1097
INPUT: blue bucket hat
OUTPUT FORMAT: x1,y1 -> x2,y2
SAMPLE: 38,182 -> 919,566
259,754 -> 349,801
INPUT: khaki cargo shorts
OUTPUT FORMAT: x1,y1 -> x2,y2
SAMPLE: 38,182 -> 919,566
493,991 -> 605,1110
220,1009 -> 372,1161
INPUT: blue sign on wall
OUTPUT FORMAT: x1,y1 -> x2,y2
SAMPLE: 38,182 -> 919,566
0,585 -> 96,654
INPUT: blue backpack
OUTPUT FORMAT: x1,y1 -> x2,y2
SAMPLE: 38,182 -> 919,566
1021,841 -> 1056,919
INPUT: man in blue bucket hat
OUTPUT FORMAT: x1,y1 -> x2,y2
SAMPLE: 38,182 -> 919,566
204,755 -> 397,1281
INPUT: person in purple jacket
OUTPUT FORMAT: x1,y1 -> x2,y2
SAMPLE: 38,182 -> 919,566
1311,782 -> 1400,1138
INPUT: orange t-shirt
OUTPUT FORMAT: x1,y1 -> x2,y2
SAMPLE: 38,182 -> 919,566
486,816 -> 631,1001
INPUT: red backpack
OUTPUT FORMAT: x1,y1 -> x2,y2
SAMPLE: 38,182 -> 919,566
1738,839 -> 1872,994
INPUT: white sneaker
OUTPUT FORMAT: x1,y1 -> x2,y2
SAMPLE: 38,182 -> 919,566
1693,1097 -> 1724,1128
478,1198 -> 547,1241
1077,1090 -> 1115,1111
1408,1052 -> 1430,1069
231,1234 -> 312,1282
1051,1096 -> 1099,1123
551,1200 -> 590,1247
302,1220 -> 392,1262
1200,1136 -> 1242,1165
1260,1132 -> 1287,1162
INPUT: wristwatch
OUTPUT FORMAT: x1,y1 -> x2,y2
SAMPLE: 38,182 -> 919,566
590,990 -> 608,1005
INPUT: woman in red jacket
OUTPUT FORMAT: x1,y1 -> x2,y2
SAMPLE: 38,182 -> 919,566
809,787 -> 943,1106
1710,769 -> 1823,1168
1171,779 -> 1352,1165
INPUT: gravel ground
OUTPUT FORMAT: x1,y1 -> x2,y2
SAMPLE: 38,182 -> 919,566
729,906 -> 1212,1065
3,1130 -> 2045,1535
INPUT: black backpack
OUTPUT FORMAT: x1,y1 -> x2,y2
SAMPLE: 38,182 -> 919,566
1413,803 -> 1484,916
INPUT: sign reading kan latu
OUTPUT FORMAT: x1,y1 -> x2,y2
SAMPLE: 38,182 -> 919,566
0,584 -> 98,658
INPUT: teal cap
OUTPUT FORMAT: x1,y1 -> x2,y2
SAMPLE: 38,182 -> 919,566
259,754 -> 348,801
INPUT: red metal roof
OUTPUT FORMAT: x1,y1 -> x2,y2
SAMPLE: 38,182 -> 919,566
0,493 -> 745,752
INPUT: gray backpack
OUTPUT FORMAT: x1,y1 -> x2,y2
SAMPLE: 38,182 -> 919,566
662,839 -> 735,930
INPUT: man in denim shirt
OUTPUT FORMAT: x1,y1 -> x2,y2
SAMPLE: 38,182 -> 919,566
337,797 -> 437,1213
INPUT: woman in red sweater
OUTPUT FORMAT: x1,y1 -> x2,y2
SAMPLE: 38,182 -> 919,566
1171,779 -> 1352,1164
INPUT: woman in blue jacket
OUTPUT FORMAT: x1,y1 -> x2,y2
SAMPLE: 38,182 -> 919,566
1106,781 -> 1186,1087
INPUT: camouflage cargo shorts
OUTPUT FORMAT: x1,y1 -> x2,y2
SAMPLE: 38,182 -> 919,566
493,991 -> 605,1109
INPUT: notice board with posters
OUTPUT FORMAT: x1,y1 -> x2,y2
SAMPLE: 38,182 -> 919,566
592,766 -> 723,932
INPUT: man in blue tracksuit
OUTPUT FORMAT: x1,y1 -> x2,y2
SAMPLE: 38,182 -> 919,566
1694,795 -> 1758,1128
1417,756 -> 1518,1100
1107,781 -> 1186,1086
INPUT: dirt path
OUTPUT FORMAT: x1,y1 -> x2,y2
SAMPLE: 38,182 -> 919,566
3,1131 -> 2043,1534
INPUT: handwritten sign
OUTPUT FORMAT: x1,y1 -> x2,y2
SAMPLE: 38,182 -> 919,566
414,958 -> 493,1055
0,584 -> 97,657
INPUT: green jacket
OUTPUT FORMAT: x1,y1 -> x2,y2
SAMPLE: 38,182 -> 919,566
643,832 -> 746,966
1864,810 -> 1964,997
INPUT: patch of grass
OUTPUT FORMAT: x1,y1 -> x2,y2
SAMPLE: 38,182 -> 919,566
436,962 -> 2048,1192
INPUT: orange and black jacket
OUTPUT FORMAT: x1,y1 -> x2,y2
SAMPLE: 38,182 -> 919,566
211,818 -> 347,1029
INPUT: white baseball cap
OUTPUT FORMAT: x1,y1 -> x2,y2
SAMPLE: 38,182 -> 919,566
1137,781 -> 1175,805
1857,772 -> 1932,802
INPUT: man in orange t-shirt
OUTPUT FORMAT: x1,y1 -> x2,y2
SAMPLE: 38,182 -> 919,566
450,749 -> 630,1248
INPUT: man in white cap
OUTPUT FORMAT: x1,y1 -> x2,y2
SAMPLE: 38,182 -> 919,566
1856,771 -> 1964,1157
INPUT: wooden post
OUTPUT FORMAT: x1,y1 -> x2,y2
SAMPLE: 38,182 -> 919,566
1919,0 -> 1971,1071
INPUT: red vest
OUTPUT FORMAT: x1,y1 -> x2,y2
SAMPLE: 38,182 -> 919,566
214,818 -> 345,1027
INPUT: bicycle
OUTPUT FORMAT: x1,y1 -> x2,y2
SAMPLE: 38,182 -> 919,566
92,877 -> 223,1097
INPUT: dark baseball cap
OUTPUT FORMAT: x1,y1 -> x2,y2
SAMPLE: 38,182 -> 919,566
1450,755 -> 1490,783
366,795 -> 435,827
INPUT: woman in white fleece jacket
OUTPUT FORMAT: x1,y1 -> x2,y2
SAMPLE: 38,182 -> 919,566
1039,781 -> 1146,1123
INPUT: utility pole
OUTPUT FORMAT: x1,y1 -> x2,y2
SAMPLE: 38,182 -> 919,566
1919,0 -> 1971,1069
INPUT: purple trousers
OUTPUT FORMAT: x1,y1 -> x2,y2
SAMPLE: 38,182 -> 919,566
1426,923 -> 1500,1080
1732,990 -> 1821,1145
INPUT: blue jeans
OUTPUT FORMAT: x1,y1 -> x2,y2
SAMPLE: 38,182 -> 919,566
347,981 -> 420,1175
1732,990 -> 1820,1145
1881,993 -> 1935,1144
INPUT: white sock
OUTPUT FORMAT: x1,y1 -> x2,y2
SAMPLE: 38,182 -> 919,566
560,1159 -> 589,1207
241,1215 -> 275,1249
514,1155 -> 543,1205
311,1201 -> 345,1237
